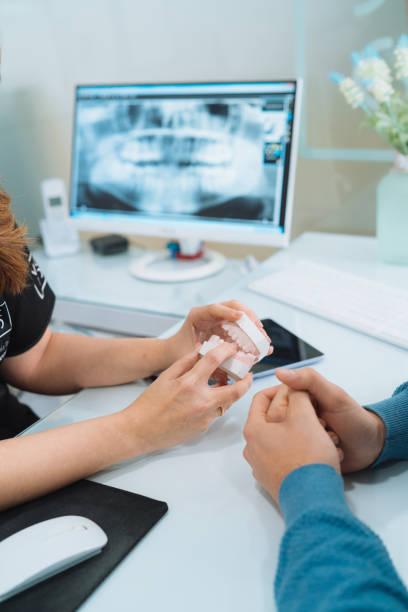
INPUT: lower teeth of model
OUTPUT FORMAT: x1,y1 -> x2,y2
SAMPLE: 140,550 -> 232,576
211,334 -> 255,359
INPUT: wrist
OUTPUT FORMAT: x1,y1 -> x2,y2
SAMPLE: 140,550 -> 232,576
162,332 -> 184,368
147,337 -> 175,373
279,464 -> 347,526
365,389 -> 408,466
163,334 -> 177,364
364,408 -> 386,466
116,402 -> 154,459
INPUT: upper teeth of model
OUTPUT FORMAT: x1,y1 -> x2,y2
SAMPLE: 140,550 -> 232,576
220,322 -> 259,356
199,312 -> 269,381
203,325 -> 259,358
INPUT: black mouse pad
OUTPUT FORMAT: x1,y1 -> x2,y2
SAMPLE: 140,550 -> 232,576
0,479 -> 168,611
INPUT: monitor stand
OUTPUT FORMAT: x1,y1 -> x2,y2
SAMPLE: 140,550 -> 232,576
128,239 -> 226,282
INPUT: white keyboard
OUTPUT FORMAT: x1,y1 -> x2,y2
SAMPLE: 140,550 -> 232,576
249,259 -> 408,350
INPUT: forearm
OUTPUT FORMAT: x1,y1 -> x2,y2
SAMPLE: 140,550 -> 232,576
45,333 -> 175,391
0,409 -> 143,510
4,332 -> 175,394
276,464 -> 408,611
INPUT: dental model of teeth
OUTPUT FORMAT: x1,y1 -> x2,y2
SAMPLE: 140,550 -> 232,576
199,312 -> 270,380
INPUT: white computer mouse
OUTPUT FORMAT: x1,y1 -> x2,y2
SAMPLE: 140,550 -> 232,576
0,515 -> 108,603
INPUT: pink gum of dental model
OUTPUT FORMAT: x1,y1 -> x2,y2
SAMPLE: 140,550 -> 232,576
199,311 -> 270,380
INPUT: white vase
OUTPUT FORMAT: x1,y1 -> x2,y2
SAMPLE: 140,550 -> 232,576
376,152 -> 408,265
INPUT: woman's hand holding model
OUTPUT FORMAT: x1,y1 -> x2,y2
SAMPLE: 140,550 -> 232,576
166,299 -> 271,374
119,299 -> 266,456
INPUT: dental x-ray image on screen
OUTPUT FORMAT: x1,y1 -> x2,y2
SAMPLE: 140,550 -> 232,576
70,82 -> 299,245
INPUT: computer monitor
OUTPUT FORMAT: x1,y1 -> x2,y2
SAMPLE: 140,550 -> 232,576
70,80 -> 302,281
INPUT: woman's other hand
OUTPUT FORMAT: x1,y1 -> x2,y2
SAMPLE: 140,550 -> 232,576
122,341 -> 252,455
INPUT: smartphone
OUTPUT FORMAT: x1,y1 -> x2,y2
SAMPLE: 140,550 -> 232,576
252,318 -> 324,379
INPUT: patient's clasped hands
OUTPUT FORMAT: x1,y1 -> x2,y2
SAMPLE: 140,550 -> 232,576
244,367 -> 386,504
243,384 -> 341,503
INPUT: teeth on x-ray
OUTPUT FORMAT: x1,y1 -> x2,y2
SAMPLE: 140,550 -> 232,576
76,95 -> 290,220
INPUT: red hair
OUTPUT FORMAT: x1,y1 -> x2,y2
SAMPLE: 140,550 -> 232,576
0,188 -> 28,294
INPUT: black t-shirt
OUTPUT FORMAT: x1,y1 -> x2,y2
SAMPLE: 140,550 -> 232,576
0,251 -> 55,438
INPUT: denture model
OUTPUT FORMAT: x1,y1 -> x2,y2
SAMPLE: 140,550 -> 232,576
199,312 -> 270,380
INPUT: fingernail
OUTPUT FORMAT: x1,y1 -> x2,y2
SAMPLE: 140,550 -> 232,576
277,368 -> 295,377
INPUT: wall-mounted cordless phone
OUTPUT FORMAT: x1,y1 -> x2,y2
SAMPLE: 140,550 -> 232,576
39,178 -> 80,257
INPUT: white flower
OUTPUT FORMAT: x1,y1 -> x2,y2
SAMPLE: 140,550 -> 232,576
363,77 -> 394,104
355,57 -> 392,83
338,77 -> 364,108
394,47 -> 408,79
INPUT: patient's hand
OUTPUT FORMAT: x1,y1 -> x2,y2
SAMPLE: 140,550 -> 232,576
275,368 -> 386,473
243,385 -> 341,504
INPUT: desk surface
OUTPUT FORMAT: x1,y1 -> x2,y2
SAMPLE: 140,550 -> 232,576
25,232 -> 408,611
33,245 -> 245,336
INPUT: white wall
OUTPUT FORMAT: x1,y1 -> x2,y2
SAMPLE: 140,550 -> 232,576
0,0 -> 405,259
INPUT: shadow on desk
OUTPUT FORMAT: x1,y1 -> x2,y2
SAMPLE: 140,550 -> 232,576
98,413 -> 243,479
346,460 -> 408,488
345,460 -> 408,527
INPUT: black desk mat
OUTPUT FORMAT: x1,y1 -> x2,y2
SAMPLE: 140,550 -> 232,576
0,479 -> 168,611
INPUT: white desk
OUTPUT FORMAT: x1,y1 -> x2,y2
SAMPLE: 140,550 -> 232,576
33,245 -> 245,336
24,232 -> 408,611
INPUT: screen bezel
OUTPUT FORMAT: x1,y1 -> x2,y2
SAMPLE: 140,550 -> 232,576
69,80 -> 302,248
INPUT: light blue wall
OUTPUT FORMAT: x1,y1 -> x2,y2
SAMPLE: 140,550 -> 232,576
0,0 -> 293,236
0,0 -> 406,246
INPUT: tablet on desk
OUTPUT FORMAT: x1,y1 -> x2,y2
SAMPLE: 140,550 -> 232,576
252,318 -> 324,379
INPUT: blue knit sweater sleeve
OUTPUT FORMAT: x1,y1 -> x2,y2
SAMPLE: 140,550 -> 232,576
366,382 -> 408,466
276,464 -> 408,611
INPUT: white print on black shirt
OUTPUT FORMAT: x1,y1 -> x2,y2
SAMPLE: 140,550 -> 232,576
28,253 -> 47,300
0,301 -> 12,361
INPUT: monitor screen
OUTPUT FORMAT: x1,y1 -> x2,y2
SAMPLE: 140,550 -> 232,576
70,81 -> 301,247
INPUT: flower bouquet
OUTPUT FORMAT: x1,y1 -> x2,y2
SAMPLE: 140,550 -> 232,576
330,35 -> 408,161
330,35 -> 408,264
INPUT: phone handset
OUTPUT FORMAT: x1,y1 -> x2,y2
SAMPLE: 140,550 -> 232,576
39,179 -> 79,258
